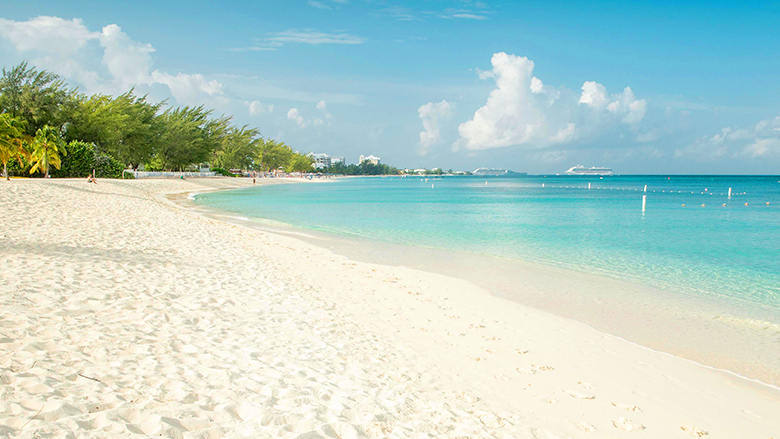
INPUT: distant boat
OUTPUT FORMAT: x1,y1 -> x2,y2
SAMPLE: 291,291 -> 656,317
565,165 -> 613,176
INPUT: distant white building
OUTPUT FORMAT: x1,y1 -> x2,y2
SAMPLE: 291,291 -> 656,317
310,153 -> 331,169
359,155 -> 381,166
330,156 -> 345,165
413,168 -> 427,175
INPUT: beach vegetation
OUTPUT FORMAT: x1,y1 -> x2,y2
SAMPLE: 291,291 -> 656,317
28,125 -> 66,178
325,161 -> 400,176
0,62 -> 73,136
50,140 -> 93,178
0,114 -> 29,180
61,90 -> 163,168
212,167 -> 240,177
147,106 -> 230,171
0,62 -> 334,177
211,125 -> 262,171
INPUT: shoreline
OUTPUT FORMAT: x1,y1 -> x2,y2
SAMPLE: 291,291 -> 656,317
2,178 -> 779,438
188,179 -> 780,388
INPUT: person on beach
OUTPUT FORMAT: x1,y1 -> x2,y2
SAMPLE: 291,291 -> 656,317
87,175 -> 97,184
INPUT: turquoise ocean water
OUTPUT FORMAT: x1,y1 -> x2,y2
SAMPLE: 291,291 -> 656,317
195,175 -> 780,322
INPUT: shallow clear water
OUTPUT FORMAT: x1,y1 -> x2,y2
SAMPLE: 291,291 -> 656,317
196,175 -> 780,320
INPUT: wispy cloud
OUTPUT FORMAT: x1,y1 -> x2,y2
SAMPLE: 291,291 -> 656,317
376,2 -> 493,21
267,29 -> 365,45
307,1 -> 332,10
377,6 -> 423,21
675,117 -> 780,160
438,8 -> 491,20
228,29 -> 365,52
226,45 -> 280,52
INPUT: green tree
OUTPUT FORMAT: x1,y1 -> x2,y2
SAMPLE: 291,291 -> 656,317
151,106 -> 230,171
211,125 -> 261,170
256,139 -> 294,171
62,90 -> 162,167
287,152 -> 314,172
29,126 -> 66,178
0,114 -> 28,180
0,62 -> 73,136
51,140 -> 94,178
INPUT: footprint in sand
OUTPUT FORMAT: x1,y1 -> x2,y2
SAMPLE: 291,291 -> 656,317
516,349 -> 529,354
612,417 -> 644,431
574,422 -> 596,432
566,391 -> 595,400
612,402 -> 641,412
455,391 -> 480,404
681,425 -> 708,437
532,364 -> 554,371
578,381 -> 594,390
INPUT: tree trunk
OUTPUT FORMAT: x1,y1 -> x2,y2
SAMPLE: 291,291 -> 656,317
3,162 -> 7,181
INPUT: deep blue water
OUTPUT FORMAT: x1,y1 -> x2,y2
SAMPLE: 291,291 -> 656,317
195,175 -> 780,318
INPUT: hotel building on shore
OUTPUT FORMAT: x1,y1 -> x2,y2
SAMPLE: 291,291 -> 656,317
310,153 -> 347,169
359,155 -> 381,166
311,153 -> 331,169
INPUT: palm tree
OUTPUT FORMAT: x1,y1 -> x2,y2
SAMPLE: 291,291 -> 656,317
0,114 -> 28,180
29,125 -> 66,178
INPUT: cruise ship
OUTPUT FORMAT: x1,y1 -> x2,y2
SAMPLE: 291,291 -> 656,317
565,165 -> 613,176
472,168 -> 527,176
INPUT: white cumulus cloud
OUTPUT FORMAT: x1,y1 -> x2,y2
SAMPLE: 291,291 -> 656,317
454,53 -> 575,151
579,81 -> 608,108
0,16 -> 97,56
453,52 -> 649,152
99,24 -> 155,91
0,16 -> 227,107
316,100 -> 332,118
417,100 -> 453,155
248,100 -> 273,115
287,108 -> 305,127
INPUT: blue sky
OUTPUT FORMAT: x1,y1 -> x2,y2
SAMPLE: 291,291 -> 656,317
1,0 -> 779,173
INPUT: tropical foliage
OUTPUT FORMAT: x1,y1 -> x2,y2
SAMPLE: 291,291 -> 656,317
326,161 -> 400,175
28,126 -> 66,178
0,62 -> 72,136
0,114 -> 28,179
0,62 -> 316,177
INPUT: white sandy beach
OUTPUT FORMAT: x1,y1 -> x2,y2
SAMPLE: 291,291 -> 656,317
1,178 -> 778,438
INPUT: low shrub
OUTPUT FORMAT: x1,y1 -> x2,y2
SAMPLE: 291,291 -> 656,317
212,167 -> 238,177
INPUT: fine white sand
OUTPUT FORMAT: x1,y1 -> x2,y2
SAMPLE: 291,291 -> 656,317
1,178 -> 778,439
